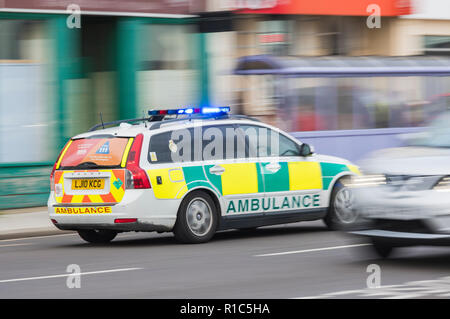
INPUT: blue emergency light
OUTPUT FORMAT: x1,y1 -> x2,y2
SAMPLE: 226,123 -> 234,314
148,107 -> 230,116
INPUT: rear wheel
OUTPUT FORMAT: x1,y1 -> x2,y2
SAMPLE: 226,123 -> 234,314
324,180 -> 358,230
173,191 -> 218,244
77,229 -> 117,244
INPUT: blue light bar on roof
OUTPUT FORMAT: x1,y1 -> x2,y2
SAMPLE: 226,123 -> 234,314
201,107 -> 230,114
149,107 -> 230,116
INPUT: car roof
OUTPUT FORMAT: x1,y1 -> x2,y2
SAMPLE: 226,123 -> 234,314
72,116 -> 276,139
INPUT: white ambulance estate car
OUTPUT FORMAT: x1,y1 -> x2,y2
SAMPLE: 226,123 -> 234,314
48,107 -> 360,244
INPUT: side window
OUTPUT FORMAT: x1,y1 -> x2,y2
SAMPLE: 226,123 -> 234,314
237,124 -> 300,158
202,124 -> 245,160
148,124 -> 246,163
202,125 -> 225,161
273,133 -> 301,157
238,124 -> 269,158
148,128 -> 195,164
148,131 -> 175,163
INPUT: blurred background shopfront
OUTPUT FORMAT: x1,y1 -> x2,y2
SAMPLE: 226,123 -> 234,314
1,0 -> 450,208
202,0 -> 450,160
0,0 -> 205,208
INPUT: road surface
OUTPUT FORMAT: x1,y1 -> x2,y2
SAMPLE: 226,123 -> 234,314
1,220 -> 450,298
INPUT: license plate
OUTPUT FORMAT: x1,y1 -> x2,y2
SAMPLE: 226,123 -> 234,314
72,178 -> 105,190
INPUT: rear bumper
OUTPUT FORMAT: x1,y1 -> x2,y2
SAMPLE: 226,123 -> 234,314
47,189 -> 179,232
53,221 -> 171,232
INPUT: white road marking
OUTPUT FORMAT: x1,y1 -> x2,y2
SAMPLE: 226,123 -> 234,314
0,243 -> 34,248
254,243 -> 371,257
0,267 -> 143,284
294,276 -> 450,299
0,233 -> 76,243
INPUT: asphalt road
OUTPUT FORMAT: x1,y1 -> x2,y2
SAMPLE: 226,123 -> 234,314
1,220 -> 450,299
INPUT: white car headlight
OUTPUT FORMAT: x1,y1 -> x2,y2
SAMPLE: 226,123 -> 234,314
348,174 -> 386,188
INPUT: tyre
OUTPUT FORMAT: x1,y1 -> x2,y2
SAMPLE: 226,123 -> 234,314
324,179 -> 359,230
77,229 -> 117,244
371,239 -> 394,258
173,190 -> 218,244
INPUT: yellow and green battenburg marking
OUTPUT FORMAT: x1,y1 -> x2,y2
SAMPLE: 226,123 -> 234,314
147,162 -> 360,199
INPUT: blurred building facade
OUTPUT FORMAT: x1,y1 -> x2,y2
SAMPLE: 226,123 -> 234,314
204,0 -> 450,124
0,0 -> 207,208
1,0 -> 450,208
202,0 -> 450,159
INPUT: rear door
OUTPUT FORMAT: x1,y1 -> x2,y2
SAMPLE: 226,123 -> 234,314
145,124 -> 265,217
201,124 -> 264,216
53,135 -> 133,205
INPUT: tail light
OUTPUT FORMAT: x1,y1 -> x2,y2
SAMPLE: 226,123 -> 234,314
50,140 -> 72,191
126,134 -> 151,189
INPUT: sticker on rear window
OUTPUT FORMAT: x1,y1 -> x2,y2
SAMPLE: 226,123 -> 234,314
76,149 -> 87,155
150,152 -> 157,161
96,141 -> 110,154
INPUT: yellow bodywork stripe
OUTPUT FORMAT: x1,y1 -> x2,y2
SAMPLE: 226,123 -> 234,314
109,170 -> 125,201
71,195 -> 84,203
221,163 -> 258,196
55,140 -> 73,169
148,168 -> 187,199
288,162 -> 323,190
347,164 -> 361,175
88,194 -> 104,203
121,138 -> 134,167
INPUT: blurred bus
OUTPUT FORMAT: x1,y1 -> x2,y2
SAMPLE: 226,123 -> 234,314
234,55 -> 450,162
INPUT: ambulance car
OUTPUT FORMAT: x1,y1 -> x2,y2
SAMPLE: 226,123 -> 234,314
48,107 -> 360,244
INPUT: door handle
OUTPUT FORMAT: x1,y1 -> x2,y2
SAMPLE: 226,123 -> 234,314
209,165 -> 225,175
265,162 -> 281,173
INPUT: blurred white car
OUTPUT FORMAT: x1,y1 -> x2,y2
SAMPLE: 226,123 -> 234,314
350,111 -> 450,257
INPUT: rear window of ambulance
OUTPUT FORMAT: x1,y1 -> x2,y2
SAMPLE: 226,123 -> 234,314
59,137 -> 131,169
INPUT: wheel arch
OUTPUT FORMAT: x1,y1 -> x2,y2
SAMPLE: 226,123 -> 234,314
327,171 -> 355,204
177,186 -> 222,224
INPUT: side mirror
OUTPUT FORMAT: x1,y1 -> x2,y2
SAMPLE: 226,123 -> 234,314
299,143 -> 314,157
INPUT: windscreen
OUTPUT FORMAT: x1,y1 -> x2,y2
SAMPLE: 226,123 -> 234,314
59,137 -> 131,169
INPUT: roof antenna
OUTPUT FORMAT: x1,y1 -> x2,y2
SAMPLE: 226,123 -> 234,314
99,112 -> 105,129
142,110 -> 147,128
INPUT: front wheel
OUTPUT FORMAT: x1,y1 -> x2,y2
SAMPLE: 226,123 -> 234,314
324,180 -> 359,230
173,191 -> 218,244
77,229 -> 117,244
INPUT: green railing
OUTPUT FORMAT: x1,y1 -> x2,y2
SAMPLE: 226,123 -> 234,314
0,162 -> 53,210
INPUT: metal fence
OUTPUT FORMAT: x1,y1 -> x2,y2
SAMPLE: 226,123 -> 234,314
0,162 -> 52,210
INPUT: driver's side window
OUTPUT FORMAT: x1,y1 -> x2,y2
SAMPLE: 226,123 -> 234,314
271,133 -> 301,157
237,124 -> 300,158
